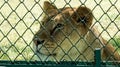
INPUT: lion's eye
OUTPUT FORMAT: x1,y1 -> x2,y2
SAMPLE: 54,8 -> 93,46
77,16 -> 87,23
55,23 -> 64,30
50,23 -> 64,35
56,23 -> 64,28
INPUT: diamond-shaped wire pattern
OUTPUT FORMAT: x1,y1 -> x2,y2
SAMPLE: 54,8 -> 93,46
0,0 -> 120,66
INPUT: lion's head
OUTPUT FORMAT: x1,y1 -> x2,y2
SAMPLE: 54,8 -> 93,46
33,1 -> 94,61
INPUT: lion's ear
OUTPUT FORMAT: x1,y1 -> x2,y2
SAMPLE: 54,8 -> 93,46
43,1 -> 57,13
72,6 -> 93,27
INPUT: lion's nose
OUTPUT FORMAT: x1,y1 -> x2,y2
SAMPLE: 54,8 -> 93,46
37,40 -> 44,45
34,38 -> 45,46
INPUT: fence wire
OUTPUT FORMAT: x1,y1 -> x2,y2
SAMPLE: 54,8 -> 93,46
0,0 -> 120,66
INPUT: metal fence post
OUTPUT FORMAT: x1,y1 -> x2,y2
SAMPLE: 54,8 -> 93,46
94,48 -> 101,67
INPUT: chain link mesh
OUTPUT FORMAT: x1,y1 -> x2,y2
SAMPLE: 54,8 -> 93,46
0,0 -> 120,66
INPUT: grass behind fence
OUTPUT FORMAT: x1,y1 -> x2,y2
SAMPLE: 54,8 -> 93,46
110,37 -> 120,54
0,0 -> 120,61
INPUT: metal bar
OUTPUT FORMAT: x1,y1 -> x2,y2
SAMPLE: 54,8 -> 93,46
0,61 -> 94,67
94,48 -> 101,67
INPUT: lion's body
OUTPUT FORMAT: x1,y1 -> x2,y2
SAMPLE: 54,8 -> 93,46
33,1 -> 120,61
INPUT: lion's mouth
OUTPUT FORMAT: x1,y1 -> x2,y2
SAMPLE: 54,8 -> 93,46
36,50 -> 57,56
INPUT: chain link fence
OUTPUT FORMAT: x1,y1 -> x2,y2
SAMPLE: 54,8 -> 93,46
0,0 -> 120,66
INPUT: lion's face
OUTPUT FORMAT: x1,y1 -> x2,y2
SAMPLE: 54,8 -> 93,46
33,1 -> 93,61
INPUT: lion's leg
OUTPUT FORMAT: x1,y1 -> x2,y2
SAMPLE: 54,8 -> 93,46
102,39 -> 120,61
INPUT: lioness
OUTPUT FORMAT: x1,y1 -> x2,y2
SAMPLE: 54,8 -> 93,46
33,1 -> 120,61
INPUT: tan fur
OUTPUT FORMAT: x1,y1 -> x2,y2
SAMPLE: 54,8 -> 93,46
33,1 -> 120,61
